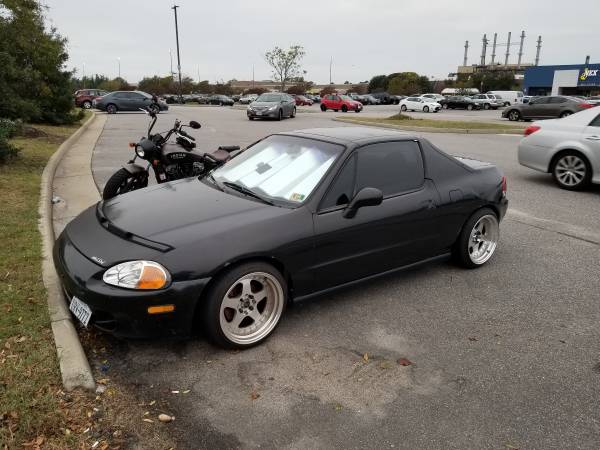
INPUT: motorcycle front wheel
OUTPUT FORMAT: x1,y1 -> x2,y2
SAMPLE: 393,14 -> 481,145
102,168 -> 149,200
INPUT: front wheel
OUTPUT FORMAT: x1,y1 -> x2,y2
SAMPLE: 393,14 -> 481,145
102,168 -> 149,200
453,208 -> 499,269
423,106 -> 429,113
82,101 -> 92,109
341,105 -> 348,113
483,103 -> 490,110
467,104 -> 473,111
201,262 -> 287,349
401,105 -> 407,112
320,104 -> 327,112
291,107 -> 296,118
442,103 -> 448,109
277,109 -> 283,121
106,104 -> 117,114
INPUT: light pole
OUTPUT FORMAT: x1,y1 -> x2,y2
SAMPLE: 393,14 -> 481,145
329,56 -> 333,84
169,50 -> 174,79
171,5 -> 183,101
117,57 -> 121,79
82,62 -> 85,88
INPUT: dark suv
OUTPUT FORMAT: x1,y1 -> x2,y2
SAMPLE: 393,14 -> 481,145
502,96 -> 596,121
369,92 -> 400,105
74,89 -> 108,109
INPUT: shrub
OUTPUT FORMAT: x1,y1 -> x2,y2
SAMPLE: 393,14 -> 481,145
0,119 -> 21,164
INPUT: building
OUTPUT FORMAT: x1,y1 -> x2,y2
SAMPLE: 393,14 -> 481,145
523,63 -> 600,96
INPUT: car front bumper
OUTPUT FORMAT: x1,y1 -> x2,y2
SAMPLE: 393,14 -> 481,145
247,109 -> 279,118
53,232 -> 210,338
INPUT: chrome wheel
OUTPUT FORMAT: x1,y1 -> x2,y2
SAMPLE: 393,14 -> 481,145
219,272 -> 284,345
468,215 -> 499,265
554,155 -> 586,187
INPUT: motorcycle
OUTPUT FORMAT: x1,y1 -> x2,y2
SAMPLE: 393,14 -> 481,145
102,109 -> 240,200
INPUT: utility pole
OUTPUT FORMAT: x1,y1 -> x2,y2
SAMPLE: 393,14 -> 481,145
172,5 -> 183,101
197,65 -> 200,83
169,50 -> 174,79
517,30 -> 525,68
117,57 -> 121,78
491,33 -> 498,64
82,62 -> 85,88
504,32 -> 511,65
329,56 -> 333,84
252,64 -> 255,88
535,36 -> 542,66
463,41 -> 469,66
480,34 -> 488,65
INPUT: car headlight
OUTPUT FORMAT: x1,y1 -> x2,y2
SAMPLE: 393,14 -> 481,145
268,105 -> 277,111
103,261 -> 170,290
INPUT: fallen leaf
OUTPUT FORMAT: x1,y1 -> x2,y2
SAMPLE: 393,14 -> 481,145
15,336 -> 27,343
149,400 -> 156,406
468,337 -> 478,342
182,389 -> 191,394
158,413 -> 175,423
171,390 -> 180,394
397,358 -> 412,366
559,340 -> 566,344
250,391 -> 260,400
142,418 -> 154,423
363,352 -> 369,362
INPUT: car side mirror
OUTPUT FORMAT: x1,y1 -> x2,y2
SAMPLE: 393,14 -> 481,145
189,120 -> 201,129
343,187 -> 383,218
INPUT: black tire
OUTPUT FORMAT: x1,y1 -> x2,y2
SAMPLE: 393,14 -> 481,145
551,151 -> 592,190
507,110 -> 521,121
201,261 -> 287,349
453,208 -> 499,269
355,108 -> 361,113
320,104 -> 327,112
102,168 -> 148,200
504,102 -> 510,107
341,105 -> 348,113
106,104 -> 117,114
559,111 -> 573,118
333,109 -> 338,112
82,101 -> 92,109
248,116 -> 254,121
277,109 -> 283,121
467,104 -> 473,111
219,101 -> 224,106
423,106 -> 429,113
291,107 -> 296,118
442,103 -> 449,109
401,105 -> 407,112
483,103 -> 490,110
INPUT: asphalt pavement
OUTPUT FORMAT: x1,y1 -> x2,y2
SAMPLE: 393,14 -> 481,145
91,106 -> 600,450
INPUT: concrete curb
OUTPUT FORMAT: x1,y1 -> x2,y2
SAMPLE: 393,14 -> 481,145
39,113 -> 99,391
332,117 -> 524,134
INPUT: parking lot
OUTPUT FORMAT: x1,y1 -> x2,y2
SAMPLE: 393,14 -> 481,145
91,106 -> 600,449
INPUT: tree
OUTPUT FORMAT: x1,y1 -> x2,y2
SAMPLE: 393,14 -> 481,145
319,86 -> 336,97
243,87 -> 268,95
368,75 -> 388,93
286,81 -> 314,95
264,45 -> 305,92
0,0 -> 82,124
98,77 -> 132,92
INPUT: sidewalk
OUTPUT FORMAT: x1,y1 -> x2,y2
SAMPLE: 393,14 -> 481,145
52,114 -> 106,236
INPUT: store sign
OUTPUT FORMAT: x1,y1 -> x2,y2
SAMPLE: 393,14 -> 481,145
580,68 -> 599,81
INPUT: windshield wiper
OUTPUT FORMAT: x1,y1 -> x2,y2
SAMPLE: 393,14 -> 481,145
204,173 -> 224,191
222,181 -> 274,205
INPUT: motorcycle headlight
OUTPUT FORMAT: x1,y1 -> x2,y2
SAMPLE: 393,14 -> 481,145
103,261 -> 170,290
135,146 -> 145,158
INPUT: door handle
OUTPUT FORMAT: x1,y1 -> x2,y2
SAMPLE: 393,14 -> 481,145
585,135 -> 600,140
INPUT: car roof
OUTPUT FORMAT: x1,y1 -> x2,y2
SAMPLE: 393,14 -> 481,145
282,127 -> 415,145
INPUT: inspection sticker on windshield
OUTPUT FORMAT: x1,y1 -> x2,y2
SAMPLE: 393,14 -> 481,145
290,193 -> 305,202
69,296 -> 92,327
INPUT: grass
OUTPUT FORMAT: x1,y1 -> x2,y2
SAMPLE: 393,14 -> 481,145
0,112 -> 95,447
337,113 -> 525,132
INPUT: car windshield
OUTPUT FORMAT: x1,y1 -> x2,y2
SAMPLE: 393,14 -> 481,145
256,94 -> 281,102
211,135 -> 344,205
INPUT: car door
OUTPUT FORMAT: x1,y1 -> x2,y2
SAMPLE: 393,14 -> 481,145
524,96 -> 550,118
582,112 -> 600,166
311,140 -> 441,291
548,96 -> 569,117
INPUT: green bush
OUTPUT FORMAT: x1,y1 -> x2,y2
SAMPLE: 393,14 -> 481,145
0,119 -> 21,164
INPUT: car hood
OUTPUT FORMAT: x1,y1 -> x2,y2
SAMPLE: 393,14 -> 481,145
99,178 -> 284,247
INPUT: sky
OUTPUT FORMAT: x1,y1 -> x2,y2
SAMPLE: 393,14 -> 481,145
43,0 -> 600,85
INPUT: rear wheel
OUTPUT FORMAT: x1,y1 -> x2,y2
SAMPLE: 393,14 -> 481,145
551,152 -> 591,190
201,262 -> 287,349
507,110 -> 521,121
453,208 -> 499,269
341,105 -> 348,113
82,100 -> 92,109
102,168 -> 148,200
320,104 -> 327,112
483,103 -> 490,110
291,107 -> 296,118
467,104 -> 473,111
442,103 -> 449,109
277,109 -> 283,121
559,111 -> 572,118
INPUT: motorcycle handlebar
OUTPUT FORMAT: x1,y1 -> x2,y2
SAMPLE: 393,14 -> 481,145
178,129 -> 195,141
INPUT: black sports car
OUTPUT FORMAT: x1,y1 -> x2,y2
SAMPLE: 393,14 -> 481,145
54,127 -> 508,348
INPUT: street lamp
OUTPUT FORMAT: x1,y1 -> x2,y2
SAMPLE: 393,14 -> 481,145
117,57 -> 121,79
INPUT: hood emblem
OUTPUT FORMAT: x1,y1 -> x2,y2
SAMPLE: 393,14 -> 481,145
91,256 -> 106,265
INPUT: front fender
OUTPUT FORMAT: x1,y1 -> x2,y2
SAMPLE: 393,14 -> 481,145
122,163 -> 147,175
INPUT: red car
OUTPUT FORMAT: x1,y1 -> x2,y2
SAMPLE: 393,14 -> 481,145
74,89 -> 108,109
293,95 -> 313,106
320,94 -> 363,113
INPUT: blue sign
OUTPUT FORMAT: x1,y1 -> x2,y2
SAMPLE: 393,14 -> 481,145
578,65 -> 600,86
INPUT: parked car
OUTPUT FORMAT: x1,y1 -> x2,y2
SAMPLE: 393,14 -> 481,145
232,95 -> 241,102
164,94 -> 184,104
310,94 -> 321,103
93,91 -> 168,114
247,93 -> 296,120
194,94 -> 210,104
370,92 -> 399,105
518,106 -> 600,190
238,94 -> 258,105
420,93 -> 445,102
486,91 -> 524,106
294,95 -> 313,106
400,97 -> 441,113
320,94 -> 363,113
74,89 -> 108,109
208,95 -> 235,106
470,94 -> 503,110
360,95 -> 380,105
439,96 -> 480,110
502,96 -> 596,121
53,127 -> 507,348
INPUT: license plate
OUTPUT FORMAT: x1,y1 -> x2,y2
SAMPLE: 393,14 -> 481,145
69,297 -> 92,327
256,111 -> 262,116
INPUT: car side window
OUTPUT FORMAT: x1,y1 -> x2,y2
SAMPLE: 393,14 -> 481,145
320,155 -> 356,210
534,97 -> 550,104
589,114 -> 600,127
114,92 -> 129,98
550,97 -> 567,104
355,141 -> 424,197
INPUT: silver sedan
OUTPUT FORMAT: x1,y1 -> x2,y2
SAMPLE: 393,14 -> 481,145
518,107 -> 600,190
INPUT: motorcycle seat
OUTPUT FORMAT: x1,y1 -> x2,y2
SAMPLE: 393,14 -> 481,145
207,149 -> 231,162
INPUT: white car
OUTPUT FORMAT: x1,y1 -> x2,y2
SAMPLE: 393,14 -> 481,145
400,97 -> 441,113
420,93 -> 445,102
518,107 -> 600,190
239,94 -> 258,105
